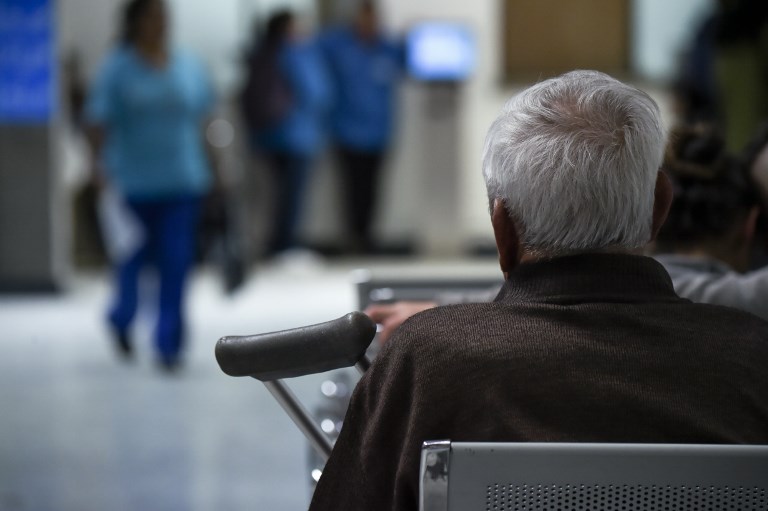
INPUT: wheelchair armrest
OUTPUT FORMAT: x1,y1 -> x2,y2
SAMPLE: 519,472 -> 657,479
215,312 -> 376,381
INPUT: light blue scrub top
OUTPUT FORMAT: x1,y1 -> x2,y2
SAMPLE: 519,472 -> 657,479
86,46 -> 214,200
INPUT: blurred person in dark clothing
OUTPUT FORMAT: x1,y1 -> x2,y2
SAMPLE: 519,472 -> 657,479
675,0 -> 768,149
654,124 -> 768,321
714,0 -> 768,150
319,1 -> 402,254
734,122 -> 768,268
240,10 -> 330,257
85,0 -> 216,371
672,13 -> 719,125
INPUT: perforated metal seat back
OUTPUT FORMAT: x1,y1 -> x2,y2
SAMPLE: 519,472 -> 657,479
480,482 -> 766,511
420,442 -> 768,511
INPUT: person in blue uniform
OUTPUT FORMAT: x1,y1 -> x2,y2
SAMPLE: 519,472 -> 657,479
85,0 -> 215,370
319,1 -> 402,253
241,10 -> 330,256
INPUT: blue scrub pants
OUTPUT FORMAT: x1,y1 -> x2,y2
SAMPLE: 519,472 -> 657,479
107,194 -> 202,364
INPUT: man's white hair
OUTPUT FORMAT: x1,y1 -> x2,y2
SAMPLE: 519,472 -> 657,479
482,70 -> 665,257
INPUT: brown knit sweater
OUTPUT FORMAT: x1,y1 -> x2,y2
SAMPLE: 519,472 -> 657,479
309,254 -> 768,511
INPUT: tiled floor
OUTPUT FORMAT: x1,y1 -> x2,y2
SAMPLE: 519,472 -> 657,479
0,257 -> 499,511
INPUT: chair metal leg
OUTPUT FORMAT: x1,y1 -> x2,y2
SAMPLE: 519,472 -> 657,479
262,379 -> 334,461
261,354 -> 371,464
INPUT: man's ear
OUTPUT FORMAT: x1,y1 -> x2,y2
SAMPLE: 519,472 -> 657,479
491,199 -> 521,278
650,170 -> 673,242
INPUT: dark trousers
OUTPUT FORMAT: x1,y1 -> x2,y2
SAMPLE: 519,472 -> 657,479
264,151 -> 311,255
336,146 -> 385,252
108,194 -> 202,363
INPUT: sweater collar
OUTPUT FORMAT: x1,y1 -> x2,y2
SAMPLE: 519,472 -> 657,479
494,253 -> 678,304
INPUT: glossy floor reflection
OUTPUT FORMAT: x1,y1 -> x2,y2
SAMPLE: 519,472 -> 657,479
0,257 -> 499,511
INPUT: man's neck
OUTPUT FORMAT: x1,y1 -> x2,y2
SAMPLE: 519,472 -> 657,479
518,247 -> 639,266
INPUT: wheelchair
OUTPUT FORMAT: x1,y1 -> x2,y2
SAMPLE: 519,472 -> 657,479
215,272 -> 768,510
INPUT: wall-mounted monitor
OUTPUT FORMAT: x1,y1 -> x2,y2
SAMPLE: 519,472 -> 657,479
406,23 -> 475,82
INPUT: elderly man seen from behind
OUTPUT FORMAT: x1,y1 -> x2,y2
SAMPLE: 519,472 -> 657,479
309,70 -> 768,511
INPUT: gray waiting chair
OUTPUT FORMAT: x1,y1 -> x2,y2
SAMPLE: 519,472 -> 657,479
420,441 -> 768,511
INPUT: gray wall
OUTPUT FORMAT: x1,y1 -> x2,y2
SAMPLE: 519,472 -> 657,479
0,125 -> 62,291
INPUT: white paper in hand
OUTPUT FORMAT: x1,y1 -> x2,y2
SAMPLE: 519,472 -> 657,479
97,187 -> 144,263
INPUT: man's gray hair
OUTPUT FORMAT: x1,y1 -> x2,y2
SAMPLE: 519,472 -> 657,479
482,70 -> 665,257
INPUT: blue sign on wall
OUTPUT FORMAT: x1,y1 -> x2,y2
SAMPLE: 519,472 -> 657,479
0,0 -> 55,123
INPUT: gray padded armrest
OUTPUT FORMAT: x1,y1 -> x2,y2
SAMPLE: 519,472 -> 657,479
215,312 -> 376,381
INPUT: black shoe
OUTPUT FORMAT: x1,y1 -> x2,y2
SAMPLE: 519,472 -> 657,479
111,329 -> 133,361
157,356 -> 182,374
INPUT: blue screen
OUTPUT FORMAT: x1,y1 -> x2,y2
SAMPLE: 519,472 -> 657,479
406,23 -> 475,81
0,0 -> 55,123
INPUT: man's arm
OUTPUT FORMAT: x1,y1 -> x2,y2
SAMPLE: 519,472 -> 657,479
309,334 -> 425,511
311,302 -> 497,510
365,301 -> 437,343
